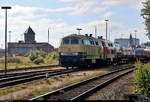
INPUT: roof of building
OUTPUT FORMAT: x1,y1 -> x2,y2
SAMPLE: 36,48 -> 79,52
63,34 -> 101,41
24,26 -> 35,35
8,42 -> 54,49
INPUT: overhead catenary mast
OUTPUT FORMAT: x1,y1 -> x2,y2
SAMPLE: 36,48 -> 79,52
94,26 -> 97,38
48,28 -> 50,44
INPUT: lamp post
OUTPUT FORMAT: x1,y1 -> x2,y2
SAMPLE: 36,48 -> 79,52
47,28 -> 50,55
134,30 -> 137,48
48,28 -> 50,44
8,31 -> 12,42
1,6 -> 11,75
94,26 -> 97,38
105,19 -> 109,40
76,28 -> 82,35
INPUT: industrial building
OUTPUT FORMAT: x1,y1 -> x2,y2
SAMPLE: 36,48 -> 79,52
114,34 -> 140,48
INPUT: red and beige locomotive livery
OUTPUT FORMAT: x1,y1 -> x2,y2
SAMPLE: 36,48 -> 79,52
58,34 -> 150,68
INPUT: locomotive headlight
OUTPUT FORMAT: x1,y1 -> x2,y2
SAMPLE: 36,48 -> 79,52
72,52 -> 79,56
60,52 -> 79,56
60,52 -> 66,55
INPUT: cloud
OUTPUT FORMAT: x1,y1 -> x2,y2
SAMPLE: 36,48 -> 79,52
101,0 -> 124,6
103,11 -> 115,18
93,7 -> 107,14
60,0 -> 104,16
101,0 -> 145,10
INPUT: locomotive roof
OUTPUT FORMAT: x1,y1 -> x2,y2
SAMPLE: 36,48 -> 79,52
62,34 -> 113,43
63,34 -> 97,40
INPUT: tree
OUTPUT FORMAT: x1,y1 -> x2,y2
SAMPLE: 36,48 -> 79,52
141,0 -> 150,38
134,62 -> 150,98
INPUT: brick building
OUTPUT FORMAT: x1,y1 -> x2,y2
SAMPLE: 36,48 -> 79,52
8,26 -> 54,56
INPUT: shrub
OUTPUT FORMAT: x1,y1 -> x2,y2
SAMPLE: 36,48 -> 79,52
33,56 -> 44,64
7,57 -> 22,63
46,52 -> 59,62
38,49 -> 46,58
24,51 -> 31,57
134,62 -> 150,98
29,52 -> 38,61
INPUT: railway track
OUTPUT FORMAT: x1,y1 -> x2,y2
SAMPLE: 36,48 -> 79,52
30,66 -> 135,101
0,68 -> 63,78
0,65 -> 59,73
0,68 -> 79,88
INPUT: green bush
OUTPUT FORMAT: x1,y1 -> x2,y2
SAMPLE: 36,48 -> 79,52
46,52 -> 59,62
38,49 -> 46,58
134,62 -> 150,98
33,56 -> 44,64
27,50 -> 57,64
7,57 -> 22,63
29,52 -> 38,61
24,51 -> 31,57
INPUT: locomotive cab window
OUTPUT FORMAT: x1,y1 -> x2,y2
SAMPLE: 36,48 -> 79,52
90,40 -> 95,45
98,41 -> 102,47
110,43 -> 113,47
96,41 -> 98,45
71,38 -> 79,44
105,42 -> 109,47
62,38 -> 70,45
82,39 -> 90,45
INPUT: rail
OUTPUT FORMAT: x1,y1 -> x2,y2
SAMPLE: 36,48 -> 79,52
29,66 -> 135,101
0,69 -> 78,88
0,65 -> 59,73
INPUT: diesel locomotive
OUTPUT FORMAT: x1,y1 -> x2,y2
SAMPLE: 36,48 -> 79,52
58,34 -> 150,68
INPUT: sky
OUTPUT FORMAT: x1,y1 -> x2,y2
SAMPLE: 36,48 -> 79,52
0,0 -> 149,48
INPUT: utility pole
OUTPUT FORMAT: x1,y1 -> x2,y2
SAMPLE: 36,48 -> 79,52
8,31 -> 11,42
76,28 -> 82,35
134,30 -> 137,48
47,28 -> 50,55
48,28 -> 50,44
94,26 -> 97,38
105,19 -> 109,40
1,6 -> 11,75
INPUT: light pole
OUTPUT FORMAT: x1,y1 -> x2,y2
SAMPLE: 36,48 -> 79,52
48,28 -> 50,44
1,6 -> 11,75
94,26 -> 97,38
76,28 -> 82,35
8,31 -> 11,42
105,19 -> 109,40
134,30 -> 137,48
47,28 -> 50,55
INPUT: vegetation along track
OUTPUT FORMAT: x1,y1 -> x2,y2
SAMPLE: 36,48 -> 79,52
30,66 -> 135,101
0,68 -> 79,88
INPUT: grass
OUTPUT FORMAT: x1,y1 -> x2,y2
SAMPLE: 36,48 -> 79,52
111,64 -> 133,71
0,56 -> 59,70
28,88 -> 53,98
0,85 -> 27,96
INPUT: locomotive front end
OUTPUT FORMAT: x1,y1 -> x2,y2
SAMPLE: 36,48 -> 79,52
58,35 -> 86,68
